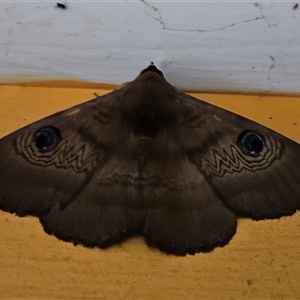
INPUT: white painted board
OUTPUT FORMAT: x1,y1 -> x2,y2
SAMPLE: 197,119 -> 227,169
0,1 -> 299,93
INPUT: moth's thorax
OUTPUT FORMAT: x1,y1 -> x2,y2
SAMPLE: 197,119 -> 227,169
120,72 -> 178,138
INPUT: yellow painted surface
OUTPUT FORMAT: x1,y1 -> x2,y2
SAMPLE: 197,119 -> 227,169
0,84 -> 300,299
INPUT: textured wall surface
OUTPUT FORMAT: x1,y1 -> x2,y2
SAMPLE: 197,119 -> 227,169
1,1 -> 300,93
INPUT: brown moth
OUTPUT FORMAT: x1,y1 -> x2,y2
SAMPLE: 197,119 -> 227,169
0,64 -> 300,256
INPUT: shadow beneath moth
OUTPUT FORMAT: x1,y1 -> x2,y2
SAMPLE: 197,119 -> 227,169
0,64 -> 299,256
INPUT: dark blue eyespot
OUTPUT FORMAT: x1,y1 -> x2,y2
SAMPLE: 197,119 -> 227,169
238,130 -> 264,156
34,126 -> 61,151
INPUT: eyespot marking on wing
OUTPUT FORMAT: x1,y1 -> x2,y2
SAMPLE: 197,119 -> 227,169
201,135 -> 282,177
15,132 -> 99,173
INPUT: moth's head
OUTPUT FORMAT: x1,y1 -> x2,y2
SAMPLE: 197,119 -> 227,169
131,63 -> 171,89
120,64 -> 177,137
125,63 -> 175,99
139,63 -> 164,78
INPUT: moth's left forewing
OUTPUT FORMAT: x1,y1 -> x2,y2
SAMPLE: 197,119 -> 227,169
177,92 -> 300,220
0,90 -> 123,217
